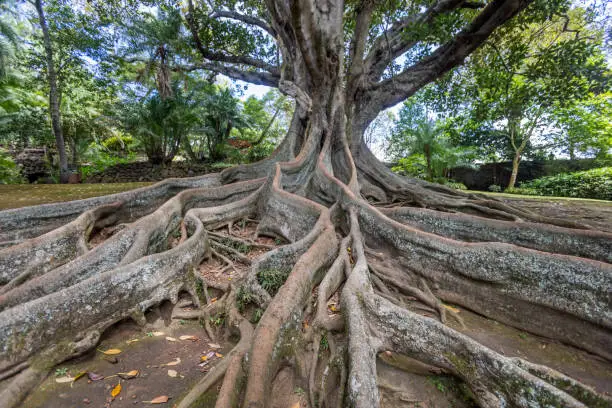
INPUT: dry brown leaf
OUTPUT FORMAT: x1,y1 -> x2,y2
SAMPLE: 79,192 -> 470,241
179,335 -> 198,341
87,372 -> 104,381
291,403 -> 300,408
127,339 -> 139,344
143,395 -> 169,404
117,370 -> 139,379
98,348 -> 122,355
167,369 -> 178,378
165,336 -> 178,342
210,297 -> 217,303
55,376 -> 74,383
111,383 -> 122,399
442,304 -> 460,313
200,355 -> 208,361
162,358 -> 181,366
215,353 -> 223,358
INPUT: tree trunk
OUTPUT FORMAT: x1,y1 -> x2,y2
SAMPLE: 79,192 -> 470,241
507,149 -> 521,189
34,0 -> 68,184
0,1 -> 610,407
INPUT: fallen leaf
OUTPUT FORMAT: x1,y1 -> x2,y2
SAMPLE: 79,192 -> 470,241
111,383 -> 122,399
87,372 -> 105,381
165,336 -> 178,342
71,371 -> 87,387
179,335 -> 198,341
117,370 -> 139,379
55,376 -> 74,383
208,343 -> 221,349
328,304 -> 338,312
291,403 -> 300,408
167,369 -> 178,378
127,339 -> 139,344
103,356 -> 119,364
152,331 -> 165,336
210,297 -> 217,303
215,353 -> 223,358
142,395 -> 169,404
442,304 -> 460,313
200,356 -> 208,361
99,348 -> 122,355
162,358 -> 181,366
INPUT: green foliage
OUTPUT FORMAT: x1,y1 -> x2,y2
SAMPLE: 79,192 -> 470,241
513,167 -> 612,200
389,103 -> 476,181
236,286 -> 254,313
319,334 -> 329,352
101,134 -> 137,154
445,181 -> 467,190
209,312 -> 225,327
256,268 -> 290,296
0,148 -> 24,184
79,145 -> 138,181
54,367 -> 67,376
488,184 -> 502,193
251,308 -> 263,323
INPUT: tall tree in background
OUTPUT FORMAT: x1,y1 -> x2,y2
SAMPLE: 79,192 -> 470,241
438,7 -> 610,188
33,0 -> 68,181
1,2 -> 611,408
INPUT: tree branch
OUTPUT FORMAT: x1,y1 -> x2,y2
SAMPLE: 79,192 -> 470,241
366,0 -> 533,112
210,10 -> 276,37
364,0 -> 486,80
184,0 -> 279,84
174,63 -> 279,87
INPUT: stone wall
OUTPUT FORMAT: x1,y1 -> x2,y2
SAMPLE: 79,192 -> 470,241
449,159 -> 608,191
84,161 -> 213,183
13,148 -> 52,183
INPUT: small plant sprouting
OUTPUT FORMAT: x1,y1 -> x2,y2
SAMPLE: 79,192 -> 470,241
429,376 -> 446,393
252,308 -> 263,323
320,333 -> 329,352
257,268 -> 290,296
236,286 -> 255,312
209,313 -> 226,327
294,386 -> 305,397
55,367 -> 68,376
146,331 -> 154,337
518,332 -> 528,340
179,319 -> 186,325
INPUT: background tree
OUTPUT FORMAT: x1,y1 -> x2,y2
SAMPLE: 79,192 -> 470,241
437,7 -> 610,188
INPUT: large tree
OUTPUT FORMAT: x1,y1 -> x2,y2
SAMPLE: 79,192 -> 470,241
1,1 -> 611,408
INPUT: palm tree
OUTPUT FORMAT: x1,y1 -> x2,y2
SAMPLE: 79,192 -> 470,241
200,88 -> 250,161
0,0 -> 18,79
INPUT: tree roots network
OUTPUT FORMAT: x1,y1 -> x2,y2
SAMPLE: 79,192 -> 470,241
1,133 -> 611,408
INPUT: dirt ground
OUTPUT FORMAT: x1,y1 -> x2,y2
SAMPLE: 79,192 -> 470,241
21,312 -> 229,408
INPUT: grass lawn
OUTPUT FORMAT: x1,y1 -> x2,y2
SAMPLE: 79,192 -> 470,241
0,182 -> 154,210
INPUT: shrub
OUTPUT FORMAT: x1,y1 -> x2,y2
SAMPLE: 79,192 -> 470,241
515,167 -> 611,200
488,184 -> 502,192
445,181 -> 467,190
0,149 -> 25,184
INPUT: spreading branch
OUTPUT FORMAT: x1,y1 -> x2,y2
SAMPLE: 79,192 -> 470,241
367,0 -> 532,112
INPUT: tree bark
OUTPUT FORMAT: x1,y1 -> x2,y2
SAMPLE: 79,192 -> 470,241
507,148 -> 521,189
34,0 -> 68,183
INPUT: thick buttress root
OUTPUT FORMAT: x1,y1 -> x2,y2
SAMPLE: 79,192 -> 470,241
0,130 -> 611,408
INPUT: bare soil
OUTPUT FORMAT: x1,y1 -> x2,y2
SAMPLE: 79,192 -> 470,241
21,308 -> 231,408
